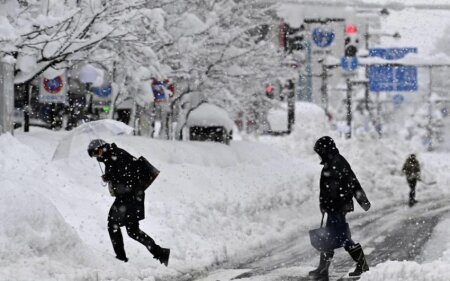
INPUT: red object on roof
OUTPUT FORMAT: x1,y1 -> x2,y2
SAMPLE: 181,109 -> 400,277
345,24 -> 357,34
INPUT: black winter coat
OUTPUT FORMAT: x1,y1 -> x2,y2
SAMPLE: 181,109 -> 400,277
314,137 -> 371,214
97,143 -> 145,226
402,155 -> 421,181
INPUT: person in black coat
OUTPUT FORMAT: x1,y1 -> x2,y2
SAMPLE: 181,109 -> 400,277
402,154 -> 421,206
309,136 -> 371,278
88,139 -> 170,266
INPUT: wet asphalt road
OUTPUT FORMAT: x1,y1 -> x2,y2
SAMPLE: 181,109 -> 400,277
168,196 -> 450,281
227,197 -> 450,281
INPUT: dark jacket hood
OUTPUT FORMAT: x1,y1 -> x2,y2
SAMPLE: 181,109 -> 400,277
96,143 -> 114,162
314,136 -> 340,164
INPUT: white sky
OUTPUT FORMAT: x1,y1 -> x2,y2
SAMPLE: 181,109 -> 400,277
278,1 -> 450,55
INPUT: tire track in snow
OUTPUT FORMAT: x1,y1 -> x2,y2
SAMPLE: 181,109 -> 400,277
225,197 -> 450,281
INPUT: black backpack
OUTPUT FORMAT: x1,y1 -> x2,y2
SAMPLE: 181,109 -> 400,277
137,156 -> 160,190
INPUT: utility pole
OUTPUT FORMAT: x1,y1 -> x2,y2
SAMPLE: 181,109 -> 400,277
345,78 -> 352,139
344,79 -> 368,139
319,61 -> 339,114
321,63 -> 329,113
0,58 -> 15,135
427,66 -> 433,151
24,84 -> 31,132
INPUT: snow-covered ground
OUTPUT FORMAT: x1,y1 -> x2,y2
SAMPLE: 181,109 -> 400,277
0,103 -> 449,281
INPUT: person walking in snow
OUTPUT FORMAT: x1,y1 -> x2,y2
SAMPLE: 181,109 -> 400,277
87,139 -> 170,266
309,136 -> 371,278
402,154 -> 421,207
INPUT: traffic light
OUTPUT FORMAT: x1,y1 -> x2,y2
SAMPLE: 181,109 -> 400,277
344,24 -> 359,57
280,23 -> 305,53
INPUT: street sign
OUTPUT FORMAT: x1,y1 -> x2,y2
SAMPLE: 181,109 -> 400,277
368,47 -> 418,92
369,48 -> 417,60
312,27 -> 335,48
393,94 -> 404,105
341,56 -> 358,71
39,73 -> 68,104
91,85 -> 112,108
368,65 -> 417,92
92,86 -> 112,98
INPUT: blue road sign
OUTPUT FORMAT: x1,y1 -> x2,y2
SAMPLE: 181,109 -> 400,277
312,28 -> 335,48
92,86 -> 112,98
368,47 -> 418,92
369,48 -> 417,60
341,56 -> 358,71
369,65 -> 417,92
393,94 -> 404,105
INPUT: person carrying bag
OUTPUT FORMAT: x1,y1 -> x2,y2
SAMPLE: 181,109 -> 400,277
308,136 -> 371,278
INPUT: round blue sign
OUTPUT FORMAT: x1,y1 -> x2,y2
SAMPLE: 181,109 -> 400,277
341,56 -> 358,71
312,28 -> 335,48
393,94 -> 404,105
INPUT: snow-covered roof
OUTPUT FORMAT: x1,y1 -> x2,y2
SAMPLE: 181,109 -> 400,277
186,103 -> 234,132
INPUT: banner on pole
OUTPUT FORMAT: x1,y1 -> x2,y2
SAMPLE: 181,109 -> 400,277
39,70 -> 68,104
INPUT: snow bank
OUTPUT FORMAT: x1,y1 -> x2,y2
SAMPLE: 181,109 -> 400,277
7,126 -> 319,279
3,100 -> 449,281
0,180 -> 95,281
360,260 -> 450,281
0,133 -> 142,280
187,103 -> 234,132
290,102 -> 329,148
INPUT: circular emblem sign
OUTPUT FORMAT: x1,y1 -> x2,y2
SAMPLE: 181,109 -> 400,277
43,76 -> 64,94
393,94 -> 404,105
312,28 -> 335,48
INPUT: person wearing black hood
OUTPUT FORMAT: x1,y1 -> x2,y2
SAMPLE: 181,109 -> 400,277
309,136 -> 371,278
402,154 -> 421,207
87,139 -> 170,266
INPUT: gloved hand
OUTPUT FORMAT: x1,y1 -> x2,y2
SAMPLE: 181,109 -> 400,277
361,201 -> 371,211
101,174 -> 109,182
320,205 -> 326,215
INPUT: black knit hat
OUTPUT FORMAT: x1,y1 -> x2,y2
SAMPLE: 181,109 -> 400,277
87,139 -> 107,157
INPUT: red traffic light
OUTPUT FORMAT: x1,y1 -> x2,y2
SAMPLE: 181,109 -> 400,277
345,24 -> 357,34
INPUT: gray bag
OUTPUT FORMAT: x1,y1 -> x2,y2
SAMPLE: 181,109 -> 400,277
309,214 -> 351,252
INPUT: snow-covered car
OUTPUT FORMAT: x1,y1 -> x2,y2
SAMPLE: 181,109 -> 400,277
186,103 -> 234,145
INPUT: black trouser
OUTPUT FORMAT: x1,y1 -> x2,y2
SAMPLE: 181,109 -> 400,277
326,212 -> 356,252
407,178 -> 417,202
108,220 -> 158,258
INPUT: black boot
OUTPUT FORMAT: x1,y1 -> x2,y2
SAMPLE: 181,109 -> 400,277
149,245 -> 170,267
108,222 -> 128,262
125,222 -> 170,266
309,251 -> 334,278
347,243 -> 369,276
115,255 -> 128,262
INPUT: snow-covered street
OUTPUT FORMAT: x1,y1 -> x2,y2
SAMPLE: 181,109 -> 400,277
1,0 -> 450,280
195,196 -> 450,281
1,107 -> 449,281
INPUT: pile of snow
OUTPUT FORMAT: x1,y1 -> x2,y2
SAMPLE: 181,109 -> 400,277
0,134 -> 133,280
5,126 -> 319,279
290,102 -> 329,146
361,260 -> 450,281
267,103 -> 289,131
1,102 -> 448,281
267,101 -> 328,135
187,103 -> 234,132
